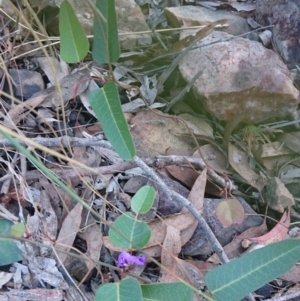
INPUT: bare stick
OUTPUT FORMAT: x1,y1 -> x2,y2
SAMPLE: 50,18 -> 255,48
0,135 -> 112,149
134,156 -> 229,264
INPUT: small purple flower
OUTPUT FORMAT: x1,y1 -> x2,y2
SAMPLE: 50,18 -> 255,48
118,251 -> 146,268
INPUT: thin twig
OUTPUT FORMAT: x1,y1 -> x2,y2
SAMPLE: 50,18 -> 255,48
134,156 -> 229,264
0,135 -> 111,148
24,161 -> 136,182
155,155 -> 237,190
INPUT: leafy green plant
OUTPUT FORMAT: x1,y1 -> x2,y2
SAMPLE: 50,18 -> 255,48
108,186 -> 154,249
95,185 -> 194,301
59,1 -> 300,300
59,0 -> 135,161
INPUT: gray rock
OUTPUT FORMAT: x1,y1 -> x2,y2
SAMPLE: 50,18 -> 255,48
116,0 -> 152,49
164,6 -> 250,36
179,31 -> 299,123
256,0 -> 300,69
8,69 -> 44,100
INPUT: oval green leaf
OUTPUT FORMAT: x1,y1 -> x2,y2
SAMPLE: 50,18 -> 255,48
0,219 -> 23,266
92,0 -> 120,63
10,223 -> 26,238
95,278 -> 142,301
89,82 -> 136,160
141,282 -> 193,301
109,212 -> 151,249
59,0 -> 89,63
131,186 -> 156,214
205,239 -> 300,301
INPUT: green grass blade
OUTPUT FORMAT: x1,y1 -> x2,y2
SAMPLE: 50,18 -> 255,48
59,0 -> 89,63
92,0 -> 120,63
89,82 -> 136,160
205,239 -> 300,301
0,128 -> 100,220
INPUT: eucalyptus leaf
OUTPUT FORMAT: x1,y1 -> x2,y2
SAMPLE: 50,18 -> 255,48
89,82 -> 136,160
92,0 -> 120,63
59,0 -> 89,63
205,239 -> 300,301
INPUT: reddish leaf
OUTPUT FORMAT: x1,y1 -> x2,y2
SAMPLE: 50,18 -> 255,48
216,199 -> 245,226
237,210 -> 290,245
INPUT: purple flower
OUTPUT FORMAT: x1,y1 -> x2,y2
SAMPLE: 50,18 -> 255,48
117,251 -> 146,268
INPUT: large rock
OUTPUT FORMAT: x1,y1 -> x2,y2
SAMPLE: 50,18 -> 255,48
179,31 -> 299,123
256,0 -> 300,70
164,6 -> 250,36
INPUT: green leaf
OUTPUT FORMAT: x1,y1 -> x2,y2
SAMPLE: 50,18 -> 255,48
95,278 -> 143,301
92,0 -> 120,63
0,219 -> 23,266
131,186 -> 156,214
109,212 -> 151,249
89,82 -> 136,160
205,239 -> 300,301
59,0 -> 89,63
141,282 -> 193,301
10,223 -> 26,238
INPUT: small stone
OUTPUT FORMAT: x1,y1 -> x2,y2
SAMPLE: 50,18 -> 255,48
8,69 -> 44,100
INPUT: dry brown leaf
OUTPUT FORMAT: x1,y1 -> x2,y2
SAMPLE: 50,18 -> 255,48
262,177 -> 295,212
180,169 -> 206,246
165,165 -> 198,188
208,222 -> 268,264
78,214 -> 103,271
6,93 -> 48,126
39,178 -> 62,227
193,144 -> 230,175
160,225 -> 181,282
35,57 -> 69,86
39,190 -> 58,246
228,142 -> 266,191
56,202 -> 83,264
183,168 -> 206,214
160,225 -> 205,300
